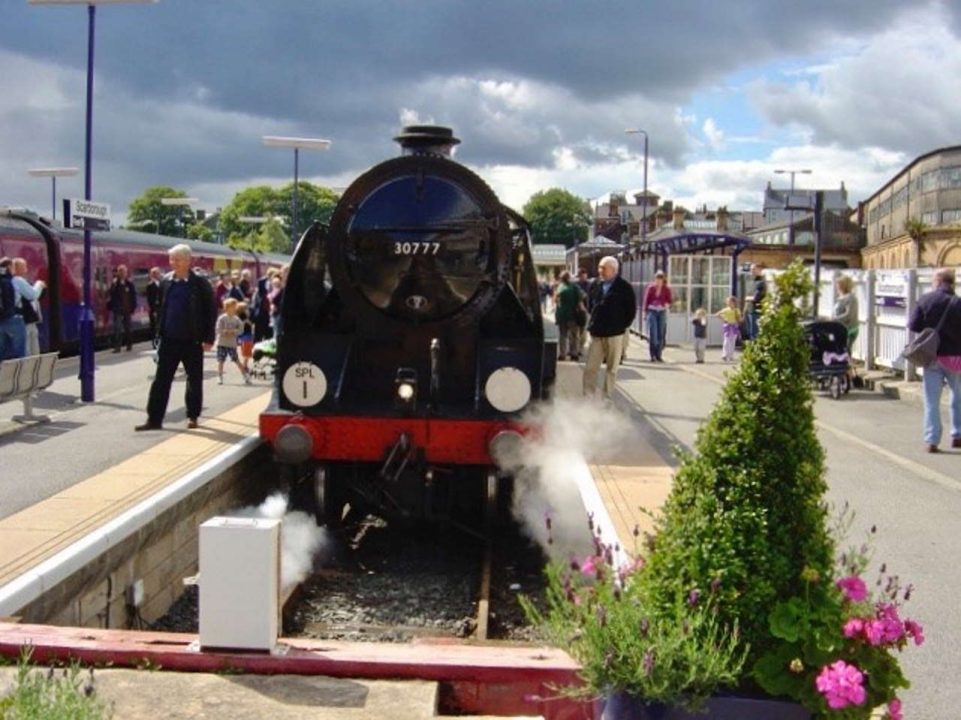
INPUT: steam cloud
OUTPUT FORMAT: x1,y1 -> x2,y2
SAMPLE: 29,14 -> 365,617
230,492 -> 329,592
502,397 -> 635,562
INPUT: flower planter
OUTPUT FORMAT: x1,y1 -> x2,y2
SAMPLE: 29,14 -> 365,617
596,692 -> 811,720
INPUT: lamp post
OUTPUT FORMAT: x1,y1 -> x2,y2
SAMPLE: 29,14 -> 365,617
774,168 -> 811,246
261,135 -> 331,248
27,167 -> 79,220
625,129 -> 649,247
29,0 -> 158,403
784,190 -> 824,318
160,197 -> 199,237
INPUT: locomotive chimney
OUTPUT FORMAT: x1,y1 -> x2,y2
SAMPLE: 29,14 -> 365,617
394,125 -> 461,157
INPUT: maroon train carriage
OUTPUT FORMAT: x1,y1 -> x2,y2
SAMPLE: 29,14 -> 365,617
0,208 -> 287,353
259,126 -> 556,528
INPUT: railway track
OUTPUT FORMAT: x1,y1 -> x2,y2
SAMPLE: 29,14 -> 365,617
285,481 -> 547,644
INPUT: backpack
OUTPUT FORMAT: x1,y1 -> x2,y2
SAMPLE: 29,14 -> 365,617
0,272 -> 16,321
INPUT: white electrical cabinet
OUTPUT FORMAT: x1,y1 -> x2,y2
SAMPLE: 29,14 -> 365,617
199,516 -> 281,651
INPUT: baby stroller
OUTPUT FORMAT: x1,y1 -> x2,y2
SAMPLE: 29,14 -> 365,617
803,320 -> 851,399
250,338 -> 277,381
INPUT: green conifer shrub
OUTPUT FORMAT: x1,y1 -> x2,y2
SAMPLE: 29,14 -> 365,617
639,260 -> 835,668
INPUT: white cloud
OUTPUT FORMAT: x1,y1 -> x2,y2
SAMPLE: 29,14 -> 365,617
750,3 -> 961,155
703,118 -> 726,151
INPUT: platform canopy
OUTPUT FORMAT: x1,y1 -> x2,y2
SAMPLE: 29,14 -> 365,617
639,232 -> 751,257
530,243 -> 568,266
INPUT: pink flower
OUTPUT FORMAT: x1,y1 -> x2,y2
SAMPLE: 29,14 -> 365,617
873,603 -> 906,644
904,619 -> 925,646
843,618 -> 864,638
837,575 -> 868,602
815,661 -> 867,709
580,555 -> 596,576
884,697 -> 903,720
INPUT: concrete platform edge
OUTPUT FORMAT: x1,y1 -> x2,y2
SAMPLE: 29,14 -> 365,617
0,436 -> 262,616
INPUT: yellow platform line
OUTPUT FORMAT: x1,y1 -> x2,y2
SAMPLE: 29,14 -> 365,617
0,393 -> 271,587
590,463 -> 674,558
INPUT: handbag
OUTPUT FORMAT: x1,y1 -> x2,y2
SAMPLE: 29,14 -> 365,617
902,296 -> 958,367
574,301 -> 588,328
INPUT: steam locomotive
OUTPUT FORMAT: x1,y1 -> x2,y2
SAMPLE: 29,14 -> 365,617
259,126 -> 555,526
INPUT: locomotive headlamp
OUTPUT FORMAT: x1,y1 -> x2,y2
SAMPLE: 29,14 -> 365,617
488,429 -> 524,470
275,424 -> 314,465
485,367 -> 531,413
395,368 -> 418,406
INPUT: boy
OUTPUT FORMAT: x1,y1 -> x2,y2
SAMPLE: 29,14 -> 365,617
215,298 -> 251,385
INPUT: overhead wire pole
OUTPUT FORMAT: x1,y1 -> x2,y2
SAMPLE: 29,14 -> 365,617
262,136 -> 331,249
625,128 -> 649,246
30,0 -> 158,403
28,167 -> 79,220
774,168 -> 811,246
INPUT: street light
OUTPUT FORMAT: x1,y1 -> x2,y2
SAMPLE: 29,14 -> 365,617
160,197 -> 199,237
774,168 -> 812,246
262,135 -> 331,247
29,0 -> 158,404
784,190 -> 824,318
27,167 -> 79,220
625,129 -> 649,247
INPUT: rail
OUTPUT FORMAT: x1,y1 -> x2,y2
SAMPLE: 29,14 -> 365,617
0,352 -> 58,422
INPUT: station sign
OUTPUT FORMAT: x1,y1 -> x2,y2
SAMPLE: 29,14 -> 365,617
875,273 -> 908,308
63,198 -> 111,231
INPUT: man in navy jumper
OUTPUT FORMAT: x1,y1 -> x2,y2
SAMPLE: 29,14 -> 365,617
582,256 -> 637,399
135,244 -> 215,431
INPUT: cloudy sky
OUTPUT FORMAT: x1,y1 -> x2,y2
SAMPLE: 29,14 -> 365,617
2,0 -> 959,225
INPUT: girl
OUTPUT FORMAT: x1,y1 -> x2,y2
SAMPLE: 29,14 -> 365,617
715,296 -> 742,362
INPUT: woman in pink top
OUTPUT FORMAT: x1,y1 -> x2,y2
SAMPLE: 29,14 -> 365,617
642,271 -> 672,362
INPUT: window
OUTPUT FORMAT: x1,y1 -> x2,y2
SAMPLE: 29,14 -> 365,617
893,186 -> 908,208
922,211 -> 938,225
921,171 -> 938,192
942,167 -> 961,189
879,199 -> 892,217
670,256 -> 688,285
941,209 -> 961,224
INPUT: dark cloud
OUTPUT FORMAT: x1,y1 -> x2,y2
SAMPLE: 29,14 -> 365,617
1,0 -> 955,217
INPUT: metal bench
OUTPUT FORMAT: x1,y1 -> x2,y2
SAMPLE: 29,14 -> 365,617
0,352 -> 59,423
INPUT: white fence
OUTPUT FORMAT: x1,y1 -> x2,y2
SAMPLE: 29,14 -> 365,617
780,267 -> 935,380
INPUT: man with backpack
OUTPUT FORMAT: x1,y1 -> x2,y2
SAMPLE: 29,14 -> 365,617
0,257 -> 27,361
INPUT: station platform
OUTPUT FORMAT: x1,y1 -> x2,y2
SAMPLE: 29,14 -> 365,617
0,335 -> 928,718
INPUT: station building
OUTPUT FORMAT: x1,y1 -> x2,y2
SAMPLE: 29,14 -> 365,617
859,145 -> 961,269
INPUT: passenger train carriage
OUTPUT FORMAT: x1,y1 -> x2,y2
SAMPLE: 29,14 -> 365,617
259,126 -> 556,526
0,209 -> 286,353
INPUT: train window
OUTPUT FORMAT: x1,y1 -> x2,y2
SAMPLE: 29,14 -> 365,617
344,175 -> 494,320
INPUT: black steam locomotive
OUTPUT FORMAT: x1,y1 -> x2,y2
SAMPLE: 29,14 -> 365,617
259,126 -> 555,525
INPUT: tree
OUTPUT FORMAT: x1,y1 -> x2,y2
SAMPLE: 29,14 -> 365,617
219,182 -> 339,251
127,186 -> 196,237
522,188 -> 592,247
186,223 -> 214,243
904,217 -> 929,266
218,185 -> 280,242
278,182 -> 339,241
